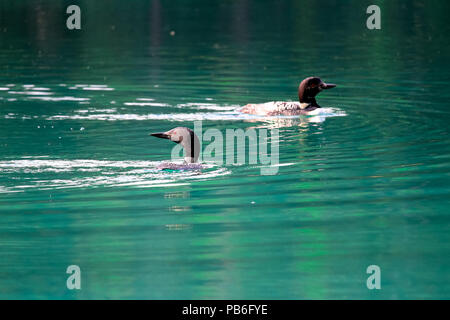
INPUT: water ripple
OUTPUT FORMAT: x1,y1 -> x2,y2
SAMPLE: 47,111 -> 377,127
0,159 -> 230,193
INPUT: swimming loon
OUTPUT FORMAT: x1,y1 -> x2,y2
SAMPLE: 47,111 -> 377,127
150,127 -> 202,171
239,77 -> 336,116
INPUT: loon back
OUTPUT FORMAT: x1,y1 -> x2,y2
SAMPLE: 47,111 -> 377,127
157,162 -> 203,171
240,101 -> 312,116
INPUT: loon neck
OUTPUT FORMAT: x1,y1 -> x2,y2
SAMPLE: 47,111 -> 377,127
299,96 -> 316,104
180,129 -> 199,163
299,99 -> 321,110
184,156 -> 197,164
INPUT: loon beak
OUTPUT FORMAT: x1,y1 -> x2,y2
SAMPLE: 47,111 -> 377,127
321,82 -> 336,89
150,132 -> 170,139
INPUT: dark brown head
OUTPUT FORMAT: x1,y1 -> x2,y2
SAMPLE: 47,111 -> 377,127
298,77 -> 336,106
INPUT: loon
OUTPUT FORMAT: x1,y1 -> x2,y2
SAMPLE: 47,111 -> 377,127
239,77 -> 336,116
150,127 -> 202,171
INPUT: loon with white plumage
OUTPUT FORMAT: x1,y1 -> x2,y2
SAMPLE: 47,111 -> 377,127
150,127 -> 203,171
239,77 -> 336,116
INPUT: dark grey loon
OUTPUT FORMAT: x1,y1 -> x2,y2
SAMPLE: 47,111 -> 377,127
150,127 -> 202,171
239,77 -> 336,116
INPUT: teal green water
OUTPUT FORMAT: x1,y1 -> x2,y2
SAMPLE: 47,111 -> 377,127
1,1 -> 450,299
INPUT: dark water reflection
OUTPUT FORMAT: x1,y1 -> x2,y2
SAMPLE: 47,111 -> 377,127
0,0 -> 449,299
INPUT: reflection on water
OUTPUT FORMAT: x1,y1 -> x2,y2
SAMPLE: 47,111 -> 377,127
1,0 -> 450,299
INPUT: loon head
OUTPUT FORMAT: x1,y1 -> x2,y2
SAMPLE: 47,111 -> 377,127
298,77 -> 336,106
150,127 -> 200,163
